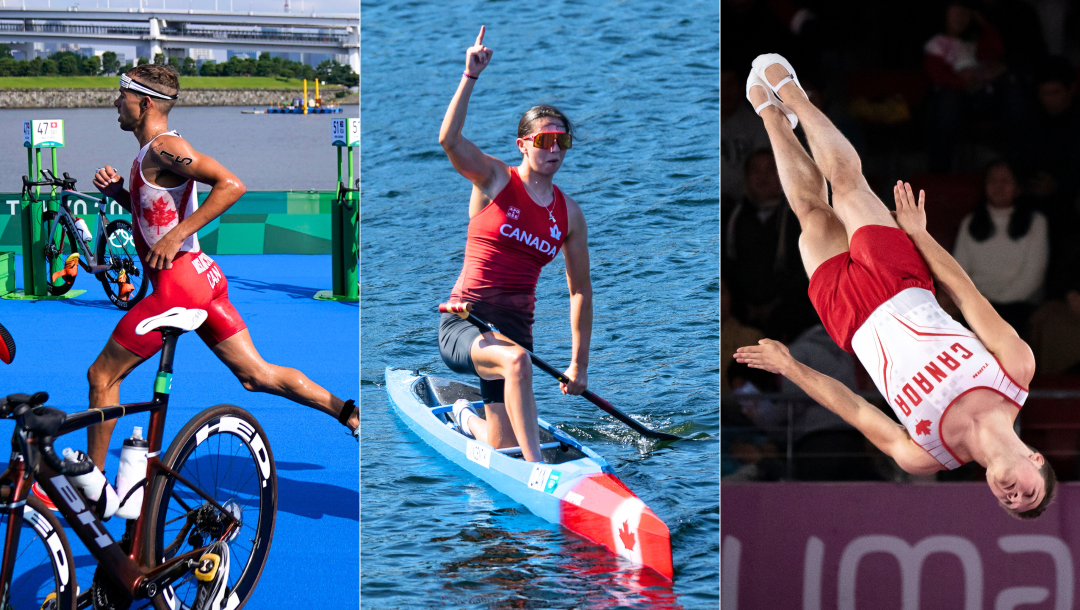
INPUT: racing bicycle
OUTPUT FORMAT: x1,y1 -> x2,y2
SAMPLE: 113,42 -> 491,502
0,307 -> 276,609
21,169 -> 148,310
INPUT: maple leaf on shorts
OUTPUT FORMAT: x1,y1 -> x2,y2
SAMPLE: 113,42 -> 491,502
143,196 -> 177,235
915,419 -> 932,436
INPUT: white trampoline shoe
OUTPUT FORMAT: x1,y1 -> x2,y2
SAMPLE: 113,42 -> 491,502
746,70 -> 798,129
751,53 -> 808,103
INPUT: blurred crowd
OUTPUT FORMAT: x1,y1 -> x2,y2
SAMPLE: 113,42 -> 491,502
721,0 -> 1080,481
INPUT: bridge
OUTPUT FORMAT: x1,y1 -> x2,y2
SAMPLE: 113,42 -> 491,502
0,7 -> 358,72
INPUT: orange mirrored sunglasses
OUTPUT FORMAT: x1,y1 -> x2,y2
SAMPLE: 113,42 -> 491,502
525,132 -> 573,150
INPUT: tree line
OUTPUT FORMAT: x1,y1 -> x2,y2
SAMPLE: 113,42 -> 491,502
0,46 -> 358,86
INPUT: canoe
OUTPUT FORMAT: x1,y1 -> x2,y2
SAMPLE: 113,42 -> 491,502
384,367 -> 673,580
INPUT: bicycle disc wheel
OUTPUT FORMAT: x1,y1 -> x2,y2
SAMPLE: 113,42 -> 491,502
143,405 -> 276,610
42,212 -> 80,297
0,489 -> 77,610
96,219 -> 147,310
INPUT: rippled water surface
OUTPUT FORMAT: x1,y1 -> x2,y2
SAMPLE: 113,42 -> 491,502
361,1 -> 719,608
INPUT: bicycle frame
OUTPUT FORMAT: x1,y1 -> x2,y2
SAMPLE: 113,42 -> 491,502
49,189 -> 121,273
0,332 -> 240,609
25,169 -> 132,277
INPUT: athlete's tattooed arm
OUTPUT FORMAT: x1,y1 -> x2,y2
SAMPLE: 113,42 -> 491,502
158,149 -> 193,165
142,134 -> 246,271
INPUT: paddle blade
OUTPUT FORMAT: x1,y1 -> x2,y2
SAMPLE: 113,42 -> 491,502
582,391 -> 683,441
0,322 -> 15,364
438,301 -> 473,319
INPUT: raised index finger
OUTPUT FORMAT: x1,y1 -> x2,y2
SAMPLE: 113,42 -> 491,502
476,25 -> 485,46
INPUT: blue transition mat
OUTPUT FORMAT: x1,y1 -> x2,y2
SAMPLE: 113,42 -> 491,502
0,254 -> 359,609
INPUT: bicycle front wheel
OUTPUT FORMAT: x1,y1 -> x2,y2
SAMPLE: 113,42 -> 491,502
42,212 -> 81,297
143,405 -> 277,610
0,490 -> 77,610
96,219 -> 148,310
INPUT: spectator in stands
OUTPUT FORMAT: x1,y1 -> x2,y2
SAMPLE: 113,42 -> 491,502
1028,0 -> 1071,55
923,1 -> 1015,171
722,149 -> 817,342
722,278 -> 764,394
953,161 -> 1049,335
1022,57 -> 1080,202
1022,57 -> 1080,300
974,0 -> 1047,79
723,361 -> 785,481
777,325 -> 882,481
1028,287 -> 1080,375
1028,263 -> 1080,375
732,326 -> 881,482
722,68 -> 771,212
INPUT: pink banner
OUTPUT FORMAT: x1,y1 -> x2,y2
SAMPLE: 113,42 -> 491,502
721,482 -> 1080,609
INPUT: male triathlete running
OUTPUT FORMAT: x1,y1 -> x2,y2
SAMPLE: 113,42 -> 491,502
734,54 -> 1055,518
48,65 -> 357,480
439,27 -> 592,462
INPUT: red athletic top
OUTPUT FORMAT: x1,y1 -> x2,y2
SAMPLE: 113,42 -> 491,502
450,168 -> 568,324
128,130 -> 200,262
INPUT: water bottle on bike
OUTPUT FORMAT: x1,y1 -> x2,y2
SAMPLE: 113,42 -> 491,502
74,217 -> 92,242
62,448 -> 120,519
114,426 -> 149,520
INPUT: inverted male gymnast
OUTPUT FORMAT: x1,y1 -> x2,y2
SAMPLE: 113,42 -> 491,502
734,54 -> 1054,518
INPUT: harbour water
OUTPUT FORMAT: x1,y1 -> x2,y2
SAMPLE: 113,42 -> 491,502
0,105 -> 358,193
360,1 -> 719,608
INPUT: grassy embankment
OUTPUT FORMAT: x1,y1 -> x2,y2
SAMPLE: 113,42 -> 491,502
0,76 -> 316,89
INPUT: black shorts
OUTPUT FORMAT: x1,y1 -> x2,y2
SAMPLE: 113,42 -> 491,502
439,306 -> 533,404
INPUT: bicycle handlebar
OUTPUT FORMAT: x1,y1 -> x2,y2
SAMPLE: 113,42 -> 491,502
21,169 -> 78,200
0,392 -> 93,477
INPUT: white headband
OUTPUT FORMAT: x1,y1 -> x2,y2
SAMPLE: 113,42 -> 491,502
120,74 -> 178,100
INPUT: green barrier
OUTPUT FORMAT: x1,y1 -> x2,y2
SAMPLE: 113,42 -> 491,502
315,118 -> 359,302
6,119 -> 86,302
3,117 -> 350,302
0,192 -> 335,255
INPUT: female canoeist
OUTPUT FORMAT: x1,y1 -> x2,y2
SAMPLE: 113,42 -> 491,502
438,26 -> 592,463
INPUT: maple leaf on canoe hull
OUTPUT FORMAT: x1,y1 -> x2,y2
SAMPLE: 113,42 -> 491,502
143,195 -> 178,235
618,520 -> 636,551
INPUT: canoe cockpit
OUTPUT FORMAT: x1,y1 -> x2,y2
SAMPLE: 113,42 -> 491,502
414,375 -> 588,465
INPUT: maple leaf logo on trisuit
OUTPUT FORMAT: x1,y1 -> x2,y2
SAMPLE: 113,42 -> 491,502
618,520 -> 636,551
143,196 -> 177,235
915,420 -> 932,436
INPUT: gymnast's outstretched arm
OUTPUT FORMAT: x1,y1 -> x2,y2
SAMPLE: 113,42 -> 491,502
892,181 -> 1036,388
735,339 -> 943,475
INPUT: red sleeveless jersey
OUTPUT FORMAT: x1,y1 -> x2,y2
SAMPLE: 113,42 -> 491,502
128,130 -> 200,262
450,168 -> 568,321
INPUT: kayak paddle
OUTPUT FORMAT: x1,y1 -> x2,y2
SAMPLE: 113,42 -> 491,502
440,302 -> 683,441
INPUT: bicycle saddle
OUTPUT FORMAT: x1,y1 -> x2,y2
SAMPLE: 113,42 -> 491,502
135,307 -> 208,335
